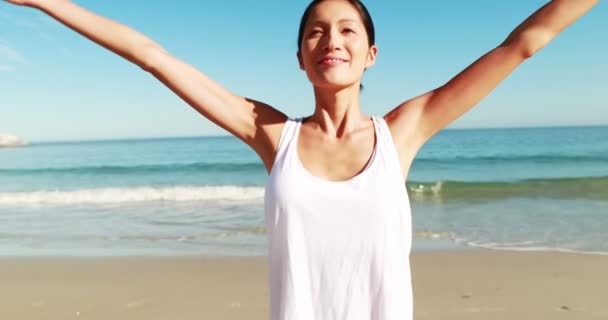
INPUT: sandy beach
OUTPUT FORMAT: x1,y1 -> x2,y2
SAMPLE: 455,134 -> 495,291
1,250 -> 607,320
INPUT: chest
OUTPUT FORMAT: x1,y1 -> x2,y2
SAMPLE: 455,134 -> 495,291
267,160 -> 408,224
265,157 -> 411,247
296,126 -> 376,182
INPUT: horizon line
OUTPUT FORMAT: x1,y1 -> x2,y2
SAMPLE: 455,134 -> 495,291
22,123 -> 608,145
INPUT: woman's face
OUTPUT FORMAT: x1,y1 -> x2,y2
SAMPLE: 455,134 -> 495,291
298,0 -> 377,90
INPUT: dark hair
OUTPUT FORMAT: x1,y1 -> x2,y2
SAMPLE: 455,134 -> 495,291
297,0 -> 376,52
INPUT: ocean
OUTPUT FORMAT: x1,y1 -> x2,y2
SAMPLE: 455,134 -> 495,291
0,125 -> 607,257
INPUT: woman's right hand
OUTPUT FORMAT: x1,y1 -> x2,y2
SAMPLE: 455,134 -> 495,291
3,0 -> 37,7
3,0 -> 64,7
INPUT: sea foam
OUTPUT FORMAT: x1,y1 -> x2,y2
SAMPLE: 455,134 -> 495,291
0,186 -> 265,205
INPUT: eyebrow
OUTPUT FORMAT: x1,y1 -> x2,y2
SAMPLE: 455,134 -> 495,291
309,19 -> 360,25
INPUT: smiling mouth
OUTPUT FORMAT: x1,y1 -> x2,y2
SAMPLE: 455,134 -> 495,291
318,58 -> 348,66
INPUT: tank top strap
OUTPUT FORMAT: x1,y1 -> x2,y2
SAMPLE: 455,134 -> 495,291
373,115 -> 403,170
273,117 -> 301,168
374,116 -> 393,148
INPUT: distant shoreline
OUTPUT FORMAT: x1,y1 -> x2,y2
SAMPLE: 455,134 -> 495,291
24,123 -> 608,145
0,133 -> 26,148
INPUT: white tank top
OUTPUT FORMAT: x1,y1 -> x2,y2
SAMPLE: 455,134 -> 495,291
264,116 -> 413,320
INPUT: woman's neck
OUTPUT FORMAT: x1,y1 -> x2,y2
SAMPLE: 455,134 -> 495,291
308,85 -> 369,139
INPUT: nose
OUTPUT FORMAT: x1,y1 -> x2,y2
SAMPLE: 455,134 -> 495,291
322,29 -> 342,52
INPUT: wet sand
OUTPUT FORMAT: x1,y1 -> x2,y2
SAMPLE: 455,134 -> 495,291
1,250 -> 607,319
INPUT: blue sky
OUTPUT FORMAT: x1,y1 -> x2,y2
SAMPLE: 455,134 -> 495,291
1,0 -> 606,142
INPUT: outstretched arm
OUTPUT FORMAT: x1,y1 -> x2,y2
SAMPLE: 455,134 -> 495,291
4,0 -> 287,170
386,0 -> 600,153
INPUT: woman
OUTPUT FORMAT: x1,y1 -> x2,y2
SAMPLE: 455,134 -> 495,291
4,0 -> 600,319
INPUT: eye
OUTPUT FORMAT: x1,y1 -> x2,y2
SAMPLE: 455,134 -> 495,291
309,29 -> 323,36
342,28 -> 356,34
